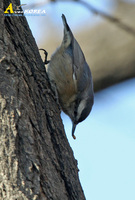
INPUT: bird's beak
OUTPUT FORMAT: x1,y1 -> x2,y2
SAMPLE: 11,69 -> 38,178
72,122 -> 76,139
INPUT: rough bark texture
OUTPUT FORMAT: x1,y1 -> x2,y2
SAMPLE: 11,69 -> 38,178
0,1 -> 85,199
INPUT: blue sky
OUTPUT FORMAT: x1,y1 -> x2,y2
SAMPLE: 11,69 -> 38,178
21,0 -> 135,199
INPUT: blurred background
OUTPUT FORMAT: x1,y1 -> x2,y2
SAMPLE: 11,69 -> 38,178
21,0 -> 135,199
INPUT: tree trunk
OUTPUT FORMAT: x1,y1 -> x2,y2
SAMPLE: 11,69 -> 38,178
0,1 -> 85,199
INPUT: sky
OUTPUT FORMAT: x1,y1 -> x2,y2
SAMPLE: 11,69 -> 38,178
20,0 -> 135,199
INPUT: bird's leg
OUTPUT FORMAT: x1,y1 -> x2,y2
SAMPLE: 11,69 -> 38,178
39,49 -> 50,65
39,49 -> 61,109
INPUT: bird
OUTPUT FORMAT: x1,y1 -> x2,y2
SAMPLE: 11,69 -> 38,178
45,14 -> 94,139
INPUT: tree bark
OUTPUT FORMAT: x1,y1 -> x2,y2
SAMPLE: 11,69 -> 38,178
0,1 -> 85,199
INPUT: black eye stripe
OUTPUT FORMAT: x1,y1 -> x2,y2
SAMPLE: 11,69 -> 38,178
74,98 -> 80,120
74,109 -> 77,116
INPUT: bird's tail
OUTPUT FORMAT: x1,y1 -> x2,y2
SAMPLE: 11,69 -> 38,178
62,14 -> 70,32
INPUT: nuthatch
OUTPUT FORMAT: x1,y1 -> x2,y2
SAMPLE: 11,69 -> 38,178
47,14 -> 94,139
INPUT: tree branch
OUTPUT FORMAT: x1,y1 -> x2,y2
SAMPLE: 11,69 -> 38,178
77,0 -> 135,36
